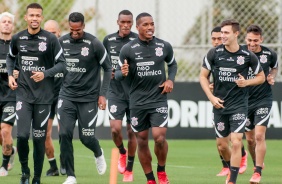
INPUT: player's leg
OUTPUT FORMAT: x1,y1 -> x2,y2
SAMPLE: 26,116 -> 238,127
16,101 -> 33,183
77,101 -> 106,175
245,114 -> 256,169
31,104 -> 51,183
239,140 -> 247,174
215,135 -> 230,176
45,102 -> 59,176
57,98 -> 77,182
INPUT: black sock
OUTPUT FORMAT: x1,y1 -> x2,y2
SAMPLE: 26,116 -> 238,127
253,160 -> 256,167
255,166 -> 262,176
241,146 -> 246,157
126,156 -> 135,172
11,147 -> 15,155
49,158 -> 58,169
145,171 -> 155,181
117,143 -> 126,155
220,155 -> 228,168
1,154 -> 11,170
157,164 -> 165,172
226,161 -> 231,168
229,166 -> 239,183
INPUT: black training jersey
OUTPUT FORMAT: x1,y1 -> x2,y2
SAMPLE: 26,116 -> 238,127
245,45 -> 278,108
0,39 -> 16,102
103,31 -> 138,100
59,32 -> 111,102
203,45 -> 262,114
6,29 -> 67,104
117,37 -> 177,109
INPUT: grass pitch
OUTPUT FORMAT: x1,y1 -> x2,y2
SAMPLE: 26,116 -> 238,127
1,140 -> 281,184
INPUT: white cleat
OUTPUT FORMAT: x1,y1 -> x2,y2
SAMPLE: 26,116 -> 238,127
0,167 -> 8,176
62,176 -> 77,184
95,148 -> 107,175
8,146 -> 17,171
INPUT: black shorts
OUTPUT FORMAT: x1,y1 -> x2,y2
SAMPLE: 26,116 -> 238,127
107,99 -> 130,123
213,112 -> 247,138
49,98 -> 58,120
130,106 -> 168,132
245,106 -> 271,131
0,102 -> 16,126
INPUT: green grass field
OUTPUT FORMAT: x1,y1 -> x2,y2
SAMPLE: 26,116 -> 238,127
1,140 -> 281,184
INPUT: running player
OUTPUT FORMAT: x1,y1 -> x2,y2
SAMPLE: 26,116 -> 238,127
244,25 -> 278,184
43,19 -> 66,176
116,12 -> 177,184
200,19 -> 265,184
210,26 -> 248,176
0,12 -> 17,177
6,3 -> 67,184
103,10 -> 137,182
58,12 -> 111,184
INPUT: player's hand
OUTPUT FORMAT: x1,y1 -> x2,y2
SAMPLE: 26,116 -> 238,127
8,76 -> 18,90
30,71 -> 44,82
159,80 -> 174,94
111,68 -> 115,79
267,74 -> 275,85
235,73 -> 247,87
209,96 -> 224,109
209,83 -> 214,92
121,59 -> 129,77
13,70 -> 19,79
98,96 -> 106,110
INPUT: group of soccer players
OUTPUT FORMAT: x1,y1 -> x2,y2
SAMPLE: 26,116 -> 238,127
0,2 -> 176,184
201,20 -> 277,184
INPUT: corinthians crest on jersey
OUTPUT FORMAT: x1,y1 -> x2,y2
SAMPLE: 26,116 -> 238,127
155,47 -> 163,57
259,55 -> 267,63
38,42 -> 47,52
81,47 -> 89,56
237,56 -> 245,65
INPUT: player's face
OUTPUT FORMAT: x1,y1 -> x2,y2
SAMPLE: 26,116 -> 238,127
117,14 -> 133,37
0,16 -> 14,35
221,25 -> 238,46
136,16 -> 154,41
69,21 -> 85,40
44,23 -> 60,38
211,32 -> 222,47
245,32 -> 262,53
25,8 -> 43,30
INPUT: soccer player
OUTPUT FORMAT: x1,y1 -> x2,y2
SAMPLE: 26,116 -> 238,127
210,26 -> 248,176
43,19 -> 66,176
0,12 -> 17,177
57,12 -> 111,184
115,12 -> 177,184
199,19 -> 265,184
6,3 -> 67,184
103,10 -> 137,182
244,25 -> 277,183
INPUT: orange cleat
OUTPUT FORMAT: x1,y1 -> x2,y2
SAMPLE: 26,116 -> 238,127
217,167 -> 229,176
239,151 -> 248,174
249,172 -> 261,184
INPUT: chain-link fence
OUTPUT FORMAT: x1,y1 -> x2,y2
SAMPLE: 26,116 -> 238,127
1,0 -> 281,81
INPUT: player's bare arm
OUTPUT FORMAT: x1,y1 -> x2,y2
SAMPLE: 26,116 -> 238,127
159,79 -> 173,94
267,68 -> 278,85
8,76 -> 17,90
98,96 -> 106,110
235,71 -> 265,87
121,59 -> 129,76
30,71 -> 45,82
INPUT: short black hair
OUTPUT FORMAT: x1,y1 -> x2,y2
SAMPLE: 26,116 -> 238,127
69,12 -> 84,24
26,3 -> 43,12
246,24 -> 262,36
211,26 -> 221,35
118,10 -> 133,17
221,19 -> 240,32
136,12 -> 152,24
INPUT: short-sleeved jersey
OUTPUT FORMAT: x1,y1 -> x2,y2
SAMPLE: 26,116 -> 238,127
0,39 -> 16,102
119,37 -> 177,109
202,45 -> 262,114
103,31 -> 138,100
246,45 -> 278,108
6,29 -> 66,104
59,32 -> 111,102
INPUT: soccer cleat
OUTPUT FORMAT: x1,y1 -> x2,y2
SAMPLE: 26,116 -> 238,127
8,146 -> 17,171
46,168 -> 59,176
123,170 -> 133,182
216,167 -> 229,176
95,148 -> 107,175
0,167 -> 8,176
147,180 -> 157,184
249,172 -> 261,184
239,151 -> 248,174
157,171 -> 170,184
118,151 -> 127,174
62,176 -> 77,184
225,172 -> 230,184
20,173 -> 30,184
31,177 -> 41,184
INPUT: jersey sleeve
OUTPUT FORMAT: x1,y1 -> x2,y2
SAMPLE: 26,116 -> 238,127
164,42 -> 177,82
269,49 -> 278,69
115,43 -> 130,81
202,48 -> 216,71
6,35 -> 18,76
249,51 -> 263,75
